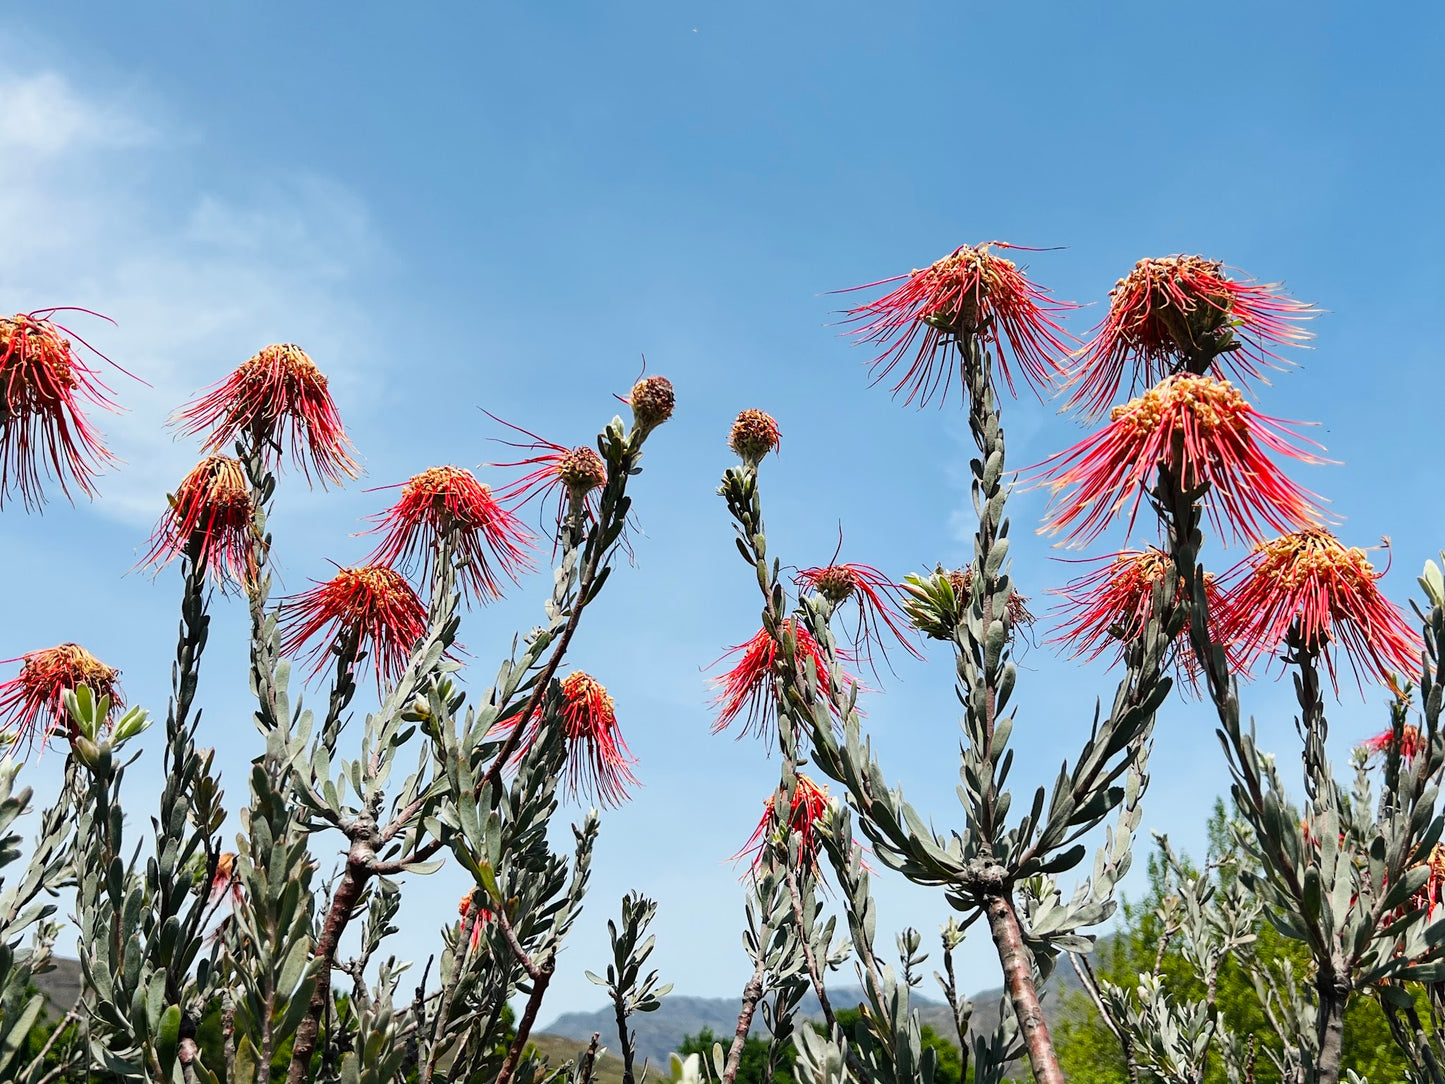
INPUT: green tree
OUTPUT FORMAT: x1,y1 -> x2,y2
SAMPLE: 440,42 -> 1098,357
1054,801 -> 1412,1083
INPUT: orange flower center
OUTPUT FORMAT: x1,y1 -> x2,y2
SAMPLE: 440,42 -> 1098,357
1253,529 -> 1374,597
407,465 -> 488,508
22,643 -> 119,698
729,409 -> 781,462
237,344 -> 327,396
181,455 -> 250,516
557,447 -> 607,493
0,316 -> 78,408
561,671 -> 616,729
1109,374 -> 1249,434
333,566 -> 415,617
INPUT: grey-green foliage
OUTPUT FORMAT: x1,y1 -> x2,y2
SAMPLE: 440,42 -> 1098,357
587,892 -> 674,1084
715,326 -> 1182,1084
0,397 -> 669,1084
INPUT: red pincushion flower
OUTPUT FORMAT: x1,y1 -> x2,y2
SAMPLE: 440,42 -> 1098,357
732,773 -> 832,876
794,563 -> 923,675
1415,845 -> 1445,918
840,242 -> 1075,404
208,852 -> 245,908
0,643 -> 122,749
1361,724 -> 1423,762
710,619 -> 854,742
623,375 -> 676,437
366,466 -> 535,605
493,671 -> 639,808
1049,548 -> 1240,686
279,564 -> 430,689
458,890 -> 495,953
141,455 -> 255,587
1219,529 -> 1423,692
486,413 -> 608,531
0,311 -> 120,509
174,343 -> 358,486
1067,255 -> 1317,420
1032,373 -> 1327,547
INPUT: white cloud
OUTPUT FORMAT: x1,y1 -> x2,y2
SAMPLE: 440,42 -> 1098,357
0,71 -> 382,524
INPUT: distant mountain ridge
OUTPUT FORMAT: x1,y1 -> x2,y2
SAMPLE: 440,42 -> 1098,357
541,964 -> 1087,1066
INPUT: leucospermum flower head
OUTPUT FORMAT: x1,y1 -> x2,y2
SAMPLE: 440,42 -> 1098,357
1067,256 -> 1316,419
733,774 -> 832,877
0,643 -> 122,749
494,671 -> 639,808
1033,373 -> 1328,547
208,852 -> 244,908
1220,529 -> 1422,692
0,311 -> 120,509
711,619 -> 853,742
1360,724 -> 1423,763
366,465 -> 535,605
1049,548 -> 1238,686
487,414 -> 608,530
794,563 -> 923,675
624,375 -> 676,437
141,455 -> 254,587
840,242 -> 1075,404
175,343 -> 358,486
729,409 -> 780,467
280,564 -> 430,689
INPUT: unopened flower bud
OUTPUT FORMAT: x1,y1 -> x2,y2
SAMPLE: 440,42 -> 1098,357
729,409 -> 780,467
628,376 -> 675,435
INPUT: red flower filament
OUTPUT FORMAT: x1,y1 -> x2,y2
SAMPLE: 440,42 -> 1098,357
0,643 -> 122,749
175,343 -> 358,486
794,563 -> 923,674
1361,724 -> 1422,763
487,414 -> 607,529
458,890 -> 495,953
280,564 -> 429,689
1067,255 -> 1317,420
1033,373 -> 1327,547
1220,529 -> 1423,692
141,454 -> 255,586
1049,548 -> 1239,685
711,619 -> 851,741
367,465 -> 536,605
733,773 -> 832,877
840,241 -> 1075,404
0,312 -> 119,509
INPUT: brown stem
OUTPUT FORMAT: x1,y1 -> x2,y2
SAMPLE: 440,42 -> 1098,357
1070,952 -> 1140,1084
941,941 -> 971,1084
612,987 -> 636,1084
20,1009 -> 79,1082
784,866 -> 838,1034
984,893 -> 1064,1084
496,955 -> 556,1084
1316,976 -> 1347,1084
721,955 -> 768,1084
578,1033 -> 601,1084
285,845 -> 372,1084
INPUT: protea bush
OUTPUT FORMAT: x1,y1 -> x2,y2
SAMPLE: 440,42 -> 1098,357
2,239 -> 1445,1084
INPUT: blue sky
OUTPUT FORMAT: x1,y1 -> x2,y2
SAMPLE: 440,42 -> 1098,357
3,0 -> 1443,1027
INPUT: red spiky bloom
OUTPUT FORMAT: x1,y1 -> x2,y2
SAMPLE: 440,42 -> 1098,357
794,563 -> 923,674
729,409 -> 781,467
141,455 -> 254,586
1219,529 -> 1423,692
1067,255 -> 1317,420
733,774 -> 832,877
174,343 -> 358,486
0,312 -> 120,509
279,564 -> 429,689
208,852 -> 244,908
711,619 -> 853,741
1032,373 -> 1327,547
1414,845 -> 1445,919
0,643 -> 122,749
1361,724 -> 1423,762
1049,548 -> 1239,686
458,890 -> 494,953
366,466 -> 536,605
495,671 -> 638,808
487,414 -> 607,528
840,242 -> 1076,404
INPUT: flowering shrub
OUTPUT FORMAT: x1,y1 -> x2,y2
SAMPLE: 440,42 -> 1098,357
2,236 -> 1445,1084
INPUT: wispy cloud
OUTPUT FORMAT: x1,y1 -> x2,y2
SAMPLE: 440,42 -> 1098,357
0,71 -> 383,524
